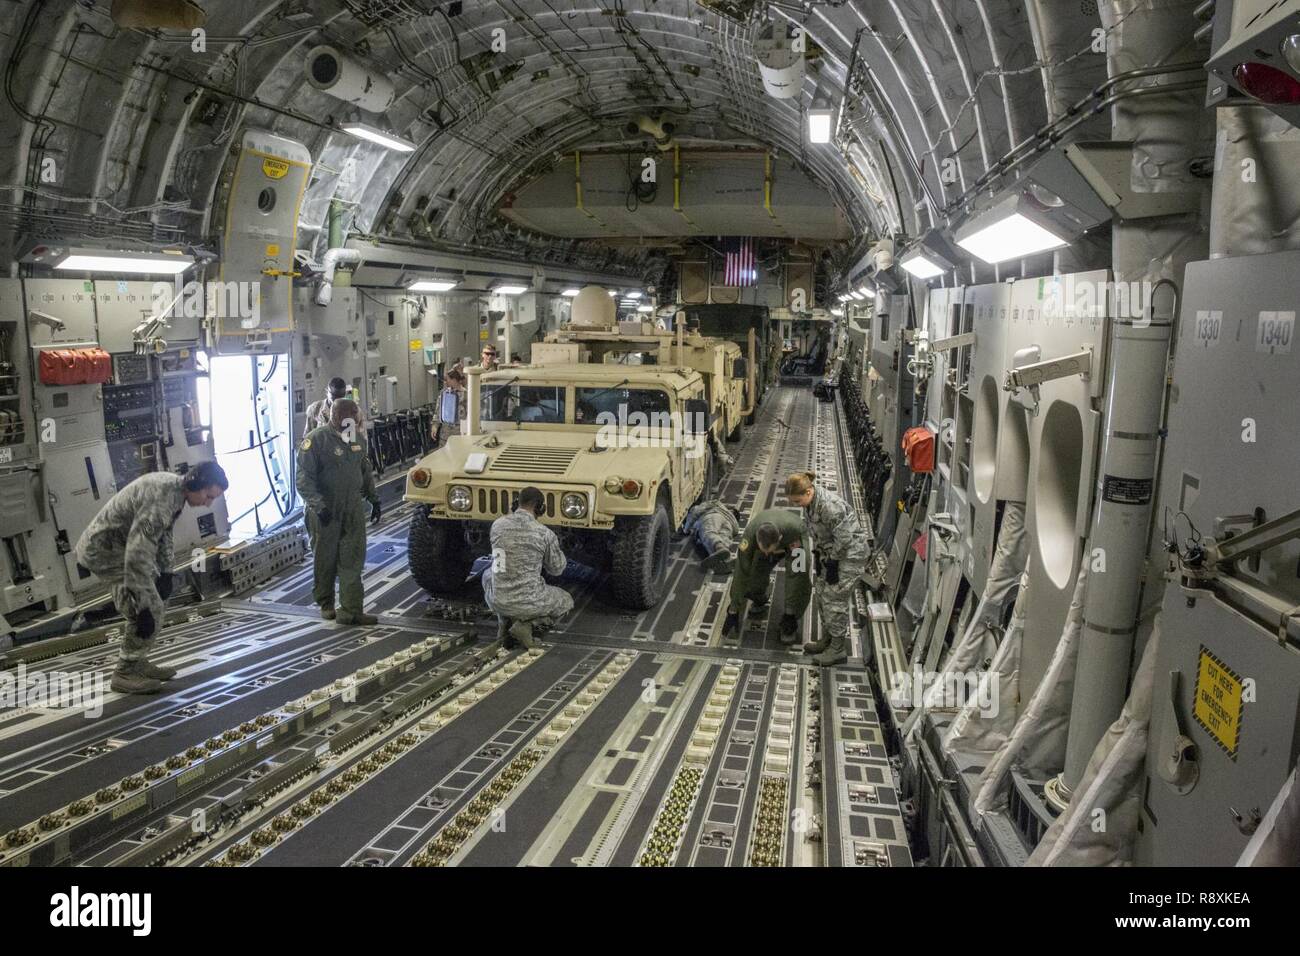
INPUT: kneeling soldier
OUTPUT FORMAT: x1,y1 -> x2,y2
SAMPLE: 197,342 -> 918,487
482,486 -> 574,648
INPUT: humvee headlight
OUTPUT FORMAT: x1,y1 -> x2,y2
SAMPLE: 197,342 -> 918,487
448,485 -> 473,512
621,479 -> 642,498
411,467 -> 432,489
561,493 -> 588,519
604,476 -> 623,494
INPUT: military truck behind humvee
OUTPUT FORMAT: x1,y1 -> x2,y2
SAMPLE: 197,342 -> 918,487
538,324 -> 754,446
404,362 -> 714,610
677,303 -> 780,421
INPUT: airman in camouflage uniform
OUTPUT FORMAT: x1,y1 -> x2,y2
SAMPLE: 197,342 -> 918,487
482,486 -> 573,648
786,472 -> 869,665
721,508 -> 811,645
75,463 -> 228,694
297,399 -> 382,626
682,499 -> 743,573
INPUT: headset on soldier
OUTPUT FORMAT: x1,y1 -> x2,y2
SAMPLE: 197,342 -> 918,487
517,486 -> 546,518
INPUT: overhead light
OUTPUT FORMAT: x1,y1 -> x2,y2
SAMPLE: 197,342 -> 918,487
830,307 -> 844,317
954,196 -> 1070,264
339,122 -> 416,152
561,288 -> 581,297
408,279 -> 457,292
899,249 -> 948,280
900,253 -> 946,280
849,291 -> 865,301
837,293 -> 851,302
856,285 -> 876,299
952,145 -> 1116,265
625,291 -> 643,299
48,247 -> 194,275
808,106 -> 834,144
607,289 -> 618,298
899,230 -> 960,280
493,284 -> 528,295
636,304 -> 653,313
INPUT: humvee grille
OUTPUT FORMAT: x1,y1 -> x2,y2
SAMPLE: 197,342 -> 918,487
490,445 -> 582,475
474,488 -> 558,518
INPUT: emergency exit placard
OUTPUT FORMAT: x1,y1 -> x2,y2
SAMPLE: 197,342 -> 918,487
261,157 -> 290,179
1193,646 -> 1243,759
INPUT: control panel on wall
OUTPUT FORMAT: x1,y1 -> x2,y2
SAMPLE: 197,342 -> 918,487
102,379 -> 159,486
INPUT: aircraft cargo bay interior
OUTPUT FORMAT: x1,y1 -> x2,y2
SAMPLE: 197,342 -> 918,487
0,0 -> 1296,903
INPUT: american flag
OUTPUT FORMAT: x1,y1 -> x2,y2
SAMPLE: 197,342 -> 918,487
722,236 -> 756,287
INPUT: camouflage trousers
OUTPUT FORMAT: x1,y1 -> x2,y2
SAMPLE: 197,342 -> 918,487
96,571 -> 164,667
694,528 -> 731,557
481,567 -> 574,625
814,559 -> 866,642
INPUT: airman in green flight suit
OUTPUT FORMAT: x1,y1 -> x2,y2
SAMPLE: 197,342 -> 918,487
296,398 -> 382,625
721,507 -> 811,645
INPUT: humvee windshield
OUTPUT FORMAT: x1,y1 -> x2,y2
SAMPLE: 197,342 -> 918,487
483,384 -> 566,423
575,387 -> 672,424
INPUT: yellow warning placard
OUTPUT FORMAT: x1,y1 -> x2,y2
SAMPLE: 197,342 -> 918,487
409,339 -> 423,351
1193,646 -> 1243,759
261,157 -> 290,180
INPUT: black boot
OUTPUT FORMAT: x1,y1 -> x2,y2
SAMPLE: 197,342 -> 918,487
721,611 -> 740,639
779,614 -> 800,645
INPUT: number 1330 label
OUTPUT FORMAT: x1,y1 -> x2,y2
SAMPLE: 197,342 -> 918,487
1194,310 -> 1221,347
1256,311 -> 1294,354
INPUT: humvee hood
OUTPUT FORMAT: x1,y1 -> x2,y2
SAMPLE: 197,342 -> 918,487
439,432 -> 693,483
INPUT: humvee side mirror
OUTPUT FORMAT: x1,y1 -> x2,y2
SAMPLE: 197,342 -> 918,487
733,357 -> 748,380
684,398 -> 709,434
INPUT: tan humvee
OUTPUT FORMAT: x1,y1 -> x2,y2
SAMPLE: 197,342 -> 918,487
404,362 -> 714,610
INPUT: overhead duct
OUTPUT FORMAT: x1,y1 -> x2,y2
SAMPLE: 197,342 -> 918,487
316,248 -> 363,306
754,20 -> 806,100
306,46 -> 397,114
111,0 -> 205,29
845,239 -> 896,292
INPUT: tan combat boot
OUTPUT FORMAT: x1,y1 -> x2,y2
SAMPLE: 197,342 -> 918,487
337,611 -> 379,625
111,661 -> 164,695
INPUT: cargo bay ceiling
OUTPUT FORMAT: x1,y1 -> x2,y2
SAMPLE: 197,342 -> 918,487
1,0 -> 1184,281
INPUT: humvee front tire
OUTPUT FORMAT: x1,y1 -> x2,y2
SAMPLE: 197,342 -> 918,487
408,506 -> 473,595
610,501 -> 672,610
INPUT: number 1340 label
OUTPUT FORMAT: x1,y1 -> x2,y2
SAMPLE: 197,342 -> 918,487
1256,311 -> 1294,354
